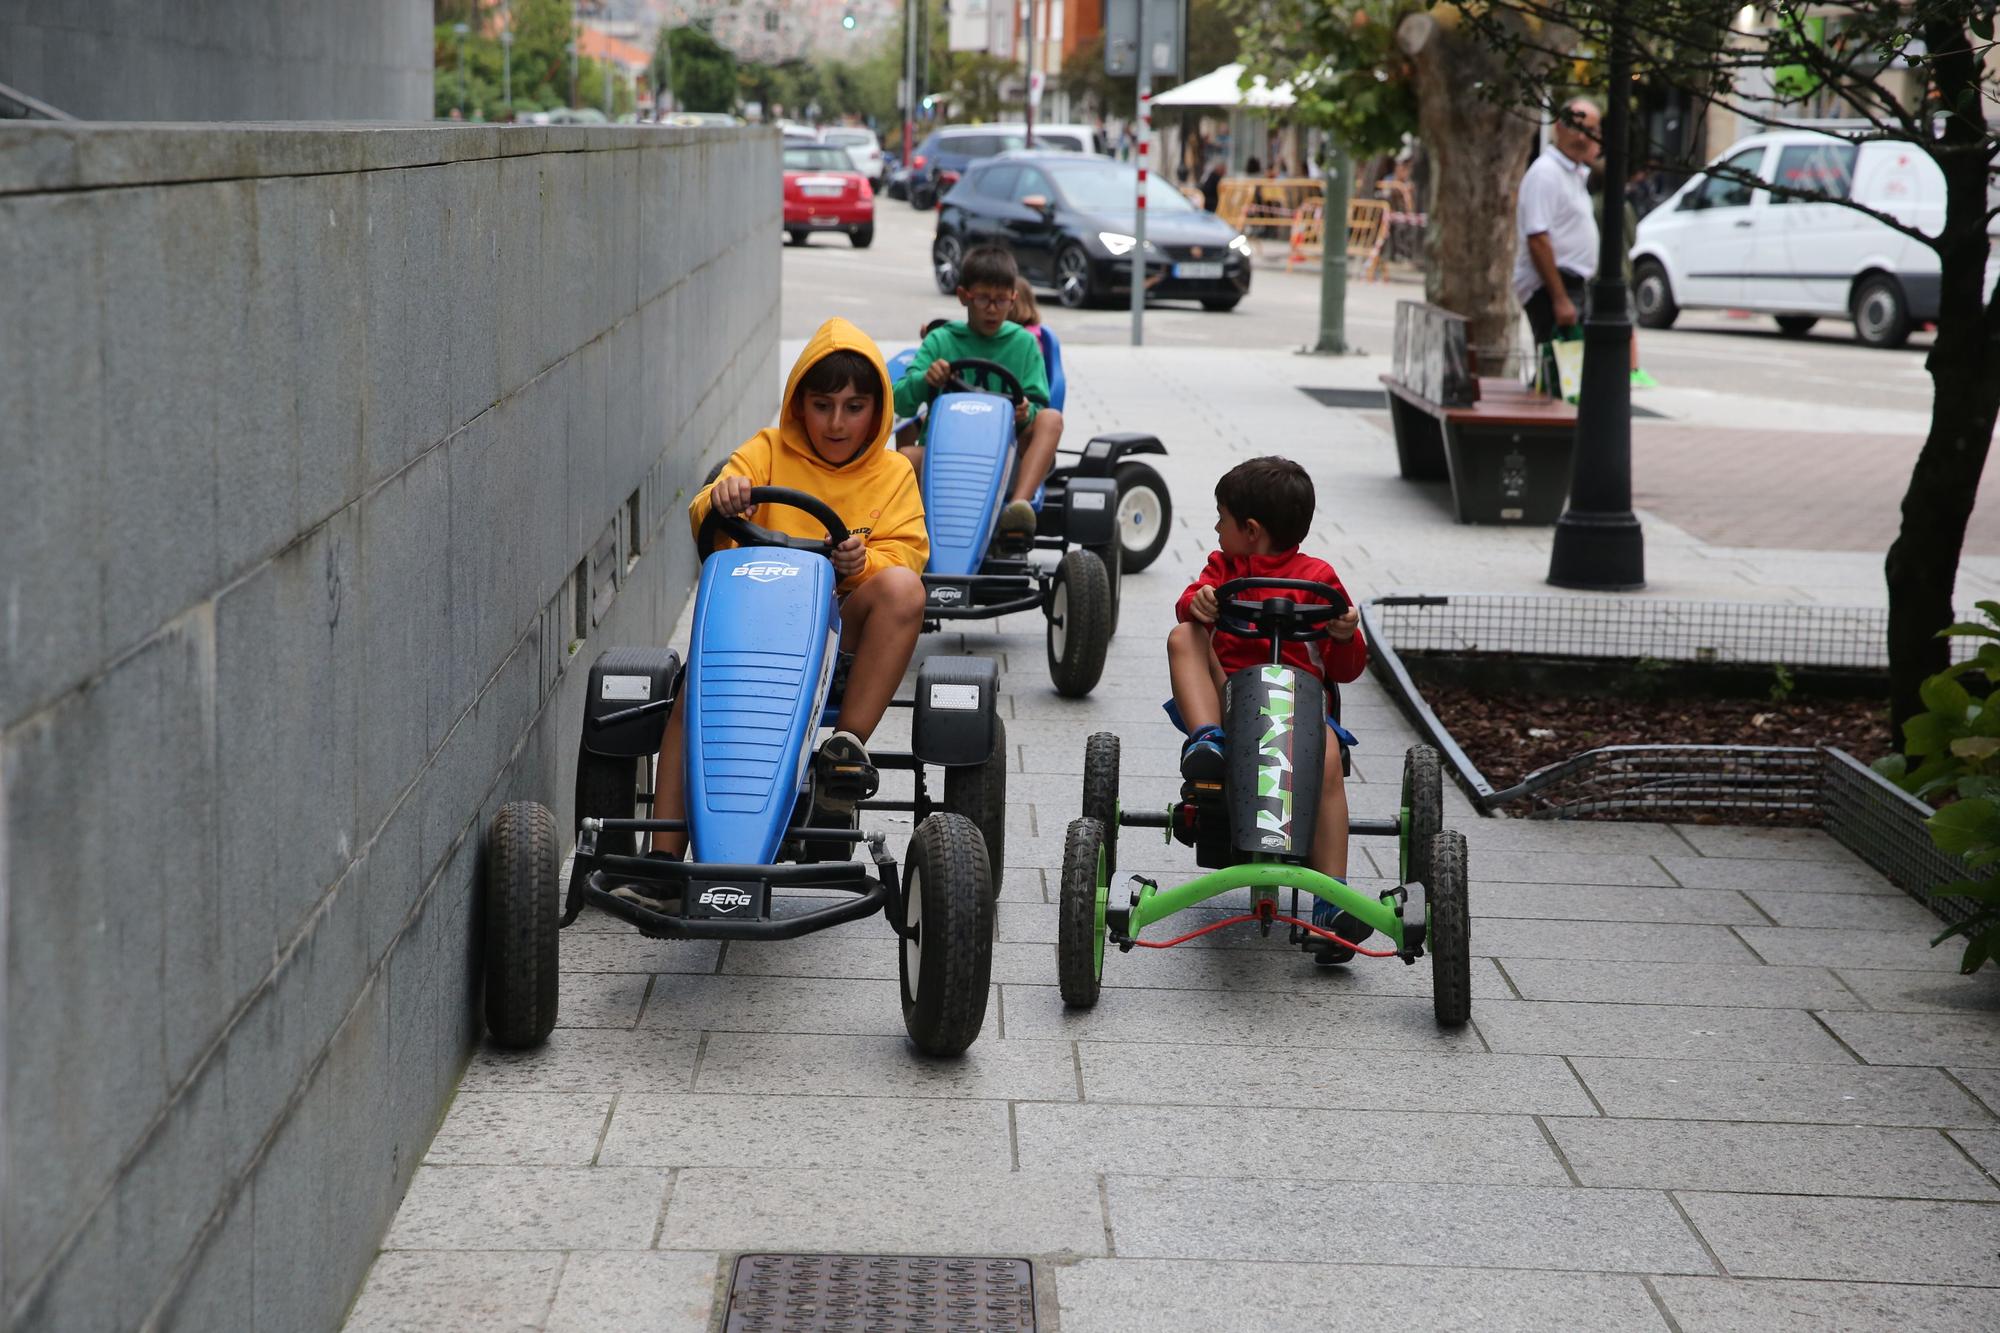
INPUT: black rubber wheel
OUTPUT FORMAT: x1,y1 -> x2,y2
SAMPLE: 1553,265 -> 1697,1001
1774,314 -> 1818,338
899,813 -> 993,1055
1852,275 -> 1910,349
1055,243 -> 1095,309
943,714 -> 1008,891
785,229 -> 805,246
933,231 -> 963,295
1200,296 -> 1241,312
1634,259 -> 1678,330
1089,535 -> 1123,636
483,801 -> 560,1048
850,224 -> 874,249
575,747 -> 647,858
1047,548 -> 1111,697
1082,732 -> 1120,881
1058,817 -> 1107,1008
910,179 -> 937,211
1401,744 -> 1443,889
1112,461 -> 1172,573
1427,828 -> 1471,1027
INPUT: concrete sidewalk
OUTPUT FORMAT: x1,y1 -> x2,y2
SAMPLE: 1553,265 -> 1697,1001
344,344 -> 2000,1330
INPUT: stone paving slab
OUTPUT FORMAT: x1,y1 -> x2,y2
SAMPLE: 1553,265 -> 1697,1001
1497,959 -> 1855,1010
1674,1192 -> 2000,1284
1477,1001 -> 1857,1063
384,1167 -> 670,1250
425,1092 -> 615,1167
1744,888 -> 1945,929
545,1252 -> 720,1333
1055,1260 -> 1667,1333
1816,1010 -> 2000,1067
1544,1117 -> 2000,1198
691,1032 -> 1079,1102
1570,1057 -> 1998,1127
1077,1043 -> 1598,1116
1667,825 -> 1871,862
1471,882 -> 1766,926
1105,1178 -> 1714,1273
345,1251 -> 567,1332
1469,919 -> 1761,965
656,1169 -> 1108,1257
1016,1104 -> 1569,1185
1651,1276 -> 2000,1333
1657,856 -> 1900,894
1002,983 -> 1486,1052
1738,924 -> 1967,972
1831,967 -> 2000,1014
596,1094 -> 1012,1170
458,1029 -> 701,1095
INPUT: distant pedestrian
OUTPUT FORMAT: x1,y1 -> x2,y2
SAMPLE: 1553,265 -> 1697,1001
1199,158 -> 1224,214
1514,97 -> 1602,344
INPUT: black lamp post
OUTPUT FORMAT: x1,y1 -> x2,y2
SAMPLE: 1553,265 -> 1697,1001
1547,0 -> 1645,590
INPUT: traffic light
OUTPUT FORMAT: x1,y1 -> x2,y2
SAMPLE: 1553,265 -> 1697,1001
841,7 -> 856,29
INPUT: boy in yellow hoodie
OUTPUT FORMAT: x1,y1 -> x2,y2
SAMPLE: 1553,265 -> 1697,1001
649,320 -> 929,850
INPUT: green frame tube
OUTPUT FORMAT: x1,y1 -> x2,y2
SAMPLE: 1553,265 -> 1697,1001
1122,862 -> 1404,948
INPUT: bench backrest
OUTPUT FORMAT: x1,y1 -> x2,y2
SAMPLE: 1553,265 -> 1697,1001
1390,300 -> 1475,408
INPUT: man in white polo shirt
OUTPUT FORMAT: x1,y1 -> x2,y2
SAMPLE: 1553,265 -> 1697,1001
1515,98 -> 1602,344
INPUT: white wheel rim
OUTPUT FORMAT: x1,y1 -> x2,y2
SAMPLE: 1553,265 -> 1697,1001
1050,581 -> 1069,659
1638,276 -> 1660,315
903,864 -> 924,996
1116,485 -> 1163,556
1859,291 -> 1893,339
935,241 -> 959,290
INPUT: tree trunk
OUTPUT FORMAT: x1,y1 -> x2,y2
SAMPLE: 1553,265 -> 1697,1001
1886,21 -> 2000,738
1397,13 -> 1545,370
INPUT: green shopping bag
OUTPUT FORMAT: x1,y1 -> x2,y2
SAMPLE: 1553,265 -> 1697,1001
1544,330 -> 1585,403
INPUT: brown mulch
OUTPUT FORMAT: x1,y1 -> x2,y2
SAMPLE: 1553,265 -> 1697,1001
1418,683 -> 1894,792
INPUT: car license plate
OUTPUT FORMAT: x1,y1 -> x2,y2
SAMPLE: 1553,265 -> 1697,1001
1173,261 -> 1223,279
810,217 -> 838,226
800,183 -> 843,197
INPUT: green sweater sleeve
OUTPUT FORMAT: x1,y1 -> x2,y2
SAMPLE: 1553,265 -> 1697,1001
893,324 -> 1052,423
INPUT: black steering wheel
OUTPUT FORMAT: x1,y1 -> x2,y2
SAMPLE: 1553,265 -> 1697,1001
1213,576 -> 1352,643
696,485 -> 852,560
938,356 -> 1027,404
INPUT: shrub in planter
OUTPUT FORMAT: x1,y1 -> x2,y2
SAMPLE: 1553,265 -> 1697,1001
1874,602 -> 2000,972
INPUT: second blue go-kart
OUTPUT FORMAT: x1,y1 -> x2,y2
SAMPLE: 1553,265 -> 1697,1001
887,343 -> 1172,698
478,487 -> 1006,1058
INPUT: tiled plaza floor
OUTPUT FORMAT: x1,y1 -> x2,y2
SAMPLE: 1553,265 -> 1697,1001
345,344 -> 2000,1330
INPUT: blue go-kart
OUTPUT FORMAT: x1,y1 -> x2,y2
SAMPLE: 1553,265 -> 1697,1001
480,487 -> 1005,1057
888,340 -> 1173,697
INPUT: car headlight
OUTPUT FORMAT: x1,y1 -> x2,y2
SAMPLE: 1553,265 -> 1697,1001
1098,231 -> 1136,256
1229,233 -> 1253,256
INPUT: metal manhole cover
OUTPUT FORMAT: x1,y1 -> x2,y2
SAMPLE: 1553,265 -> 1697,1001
724,1253 -> 1036,1332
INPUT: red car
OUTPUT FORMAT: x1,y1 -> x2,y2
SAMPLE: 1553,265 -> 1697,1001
783,142 -> 874,248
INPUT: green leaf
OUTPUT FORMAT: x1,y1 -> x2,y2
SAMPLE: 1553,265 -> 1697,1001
1920,673 -> 1974,721
1926,798 -> 2000,857
1902,712 -> 1949,757
1958,931 -> 1994,974
1929,877 -> 2000,902
1872,753 -> 1909,781
1976,600 -> 2000,625
1950,736 -> 2000,762
1958,775 -> 2000,801
1939,624 -> 2000,640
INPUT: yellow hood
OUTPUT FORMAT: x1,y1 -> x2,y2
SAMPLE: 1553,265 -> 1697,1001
774,317 -> 896,466
688,319 -> 927,594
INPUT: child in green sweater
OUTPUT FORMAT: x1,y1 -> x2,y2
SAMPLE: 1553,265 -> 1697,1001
890,244 -> 1064,539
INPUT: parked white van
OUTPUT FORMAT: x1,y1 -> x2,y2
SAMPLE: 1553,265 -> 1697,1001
1632,128 -> 1993,348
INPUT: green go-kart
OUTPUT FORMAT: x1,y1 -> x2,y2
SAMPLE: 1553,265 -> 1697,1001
1057,577 -> 1471,1025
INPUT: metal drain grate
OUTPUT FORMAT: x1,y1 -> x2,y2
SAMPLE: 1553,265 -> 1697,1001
724,1253 -> 1036,1331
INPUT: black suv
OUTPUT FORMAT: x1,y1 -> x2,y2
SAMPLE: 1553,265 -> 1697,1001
932,152 -> 1252,311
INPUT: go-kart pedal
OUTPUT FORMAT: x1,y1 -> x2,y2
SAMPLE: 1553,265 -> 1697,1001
607,849 -> 685,915
1310,901 -> 1373,966
813,731 -> 881,812
1179,725 -> 1226,784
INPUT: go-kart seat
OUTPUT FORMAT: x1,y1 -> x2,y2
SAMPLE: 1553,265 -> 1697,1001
1035,325 -> 1067,413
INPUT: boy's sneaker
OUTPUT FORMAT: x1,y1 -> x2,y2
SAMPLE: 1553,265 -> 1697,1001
1310,900 -> 1373,965
1179,725 -> 1226,784
814,730 -> 880,813
997,499 -> 1038,541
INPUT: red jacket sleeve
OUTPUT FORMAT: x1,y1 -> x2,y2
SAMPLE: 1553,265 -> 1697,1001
1299,554 -> 1367,683
1174,551 -> 1231,623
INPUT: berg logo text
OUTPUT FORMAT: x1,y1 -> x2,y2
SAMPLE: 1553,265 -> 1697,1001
698,888 -> 754,912
733,563 -> 801,584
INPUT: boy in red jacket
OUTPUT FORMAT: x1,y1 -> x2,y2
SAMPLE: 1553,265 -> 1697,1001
1169,457 -> 1366,919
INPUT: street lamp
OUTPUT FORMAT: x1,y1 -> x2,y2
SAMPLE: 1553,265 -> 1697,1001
453,22 -> 470,118
500,29 -> 514,112
1547,0 -> 1646,590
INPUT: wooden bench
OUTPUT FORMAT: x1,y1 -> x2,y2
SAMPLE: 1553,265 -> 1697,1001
1380,300 -> 1576,525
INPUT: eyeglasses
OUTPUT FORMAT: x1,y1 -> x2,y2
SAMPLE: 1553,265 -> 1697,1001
965,291 -> 1015,309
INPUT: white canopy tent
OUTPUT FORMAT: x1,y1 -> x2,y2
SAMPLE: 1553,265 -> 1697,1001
1150,62 -> 1295,111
